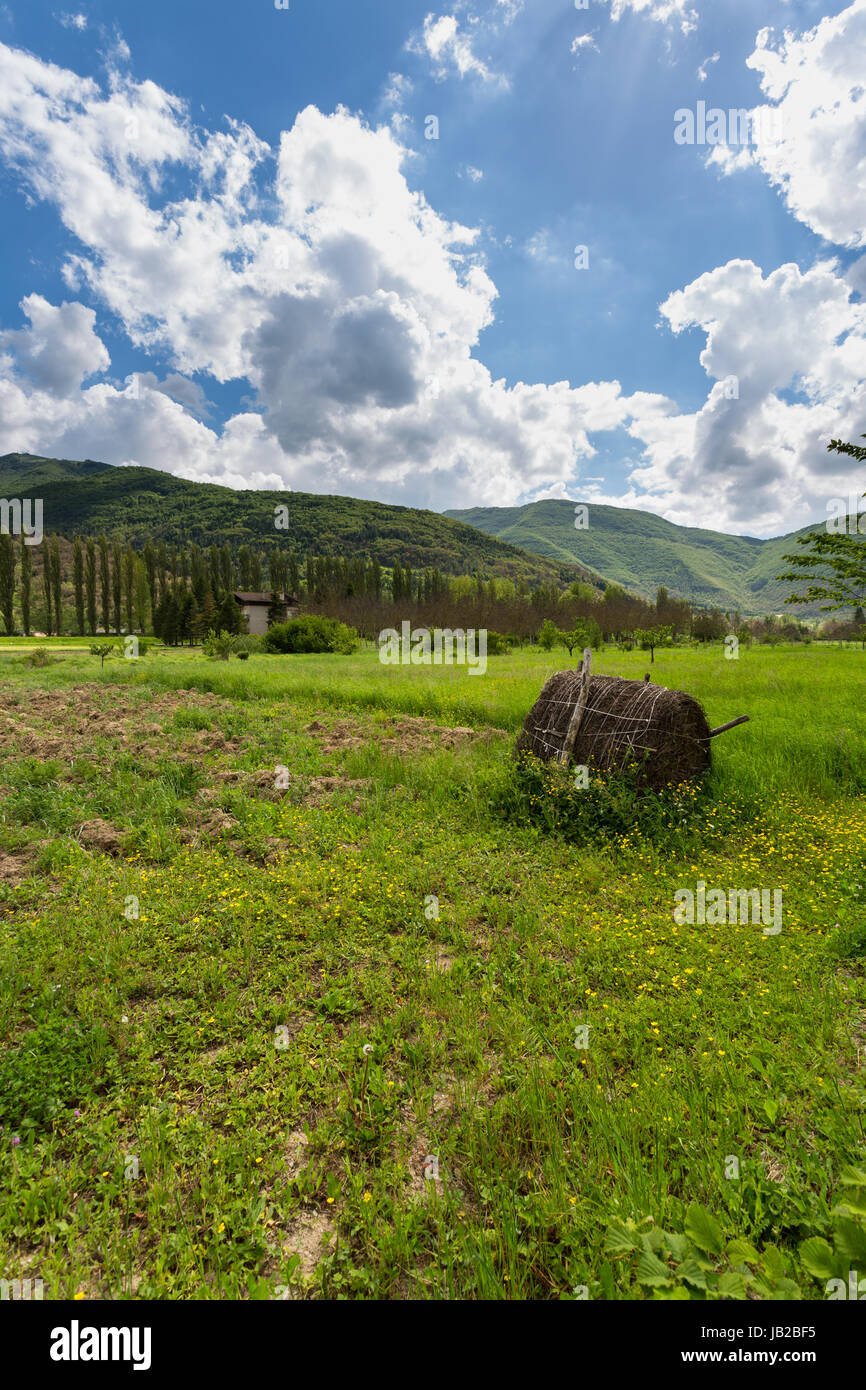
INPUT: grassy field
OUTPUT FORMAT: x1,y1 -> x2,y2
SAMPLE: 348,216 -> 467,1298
0,641 -> 864,1300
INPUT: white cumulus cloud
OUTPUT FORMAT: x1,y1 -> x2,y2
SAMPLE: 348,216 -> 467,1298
709,0 -> 866,249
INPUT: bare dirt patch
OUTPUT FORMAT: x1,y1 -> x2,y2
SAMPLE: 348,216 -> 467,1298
179,809 -> 239,844
284,1128 -> 310,1180
305,713 -> 505,759
272,1211 -> 335,1290
77,818 -> 125,855
246,767 -> 372,809
0,684 -> 229,762
0,847 -> 36,884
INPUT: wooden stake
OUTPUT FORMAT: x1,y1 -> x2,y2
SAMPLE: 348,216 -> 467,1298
708,715 -> 750,738
559,649 -> 593,766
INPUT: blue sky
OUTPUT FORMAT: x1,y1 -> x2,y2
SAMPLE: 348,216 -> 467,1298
0,0 -> 863,534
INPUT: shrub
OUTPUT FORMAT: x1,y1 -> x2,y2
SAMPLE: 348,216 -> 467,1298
24,648 -> 53,668
263,616 -> 358,655
485,630 -> 512,655
202,630 -> 237,661
497,752 -> 752,850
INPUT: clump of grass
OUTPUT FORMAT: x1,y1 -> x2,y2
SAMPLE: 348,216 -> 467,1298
827,920 -> 866,959
498,751 -> 735,848
20,649 -> 61,668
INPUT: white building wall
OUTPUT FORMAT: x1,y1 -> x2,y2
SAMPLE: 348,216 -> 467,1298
243,605 -> 270,637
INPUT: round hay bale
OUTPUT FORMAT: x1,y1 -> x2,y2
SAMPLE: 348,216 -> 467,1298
515,669 -> 711,791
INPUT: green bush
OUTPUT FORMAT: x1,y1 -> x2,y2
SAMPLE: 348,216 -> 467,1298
23,648 -> 57,668
485,630 -> 512,655
263,616 -> 358,655
202,630 -> 237,661
499,752 -> 745,849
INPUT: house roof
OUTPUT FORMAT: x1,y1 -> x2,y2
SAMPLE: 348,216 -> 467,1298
233,591 -> 298,605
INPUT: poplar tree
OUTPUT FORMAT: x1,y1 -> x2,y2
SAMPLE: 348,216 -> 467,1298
42,539 -> 53,635
123,544 -> 135,632
0,534 -> 15,634
85,537 -> 98,634
73,536 -> 85,635
134,557 -> 150,634
20,532 -> 31,636
50,536 -> 62,634
143,542 -> 156,614
98,534 -> 110,633
112,539 -> 122,633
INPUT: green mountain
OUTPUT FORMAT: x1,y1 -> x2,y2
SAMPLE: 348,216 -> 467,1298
0,453 -> 596,591
444,499 -> 865,615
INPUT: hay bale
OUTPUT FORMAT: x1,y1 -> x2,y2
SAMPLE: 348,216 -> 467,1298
515,668 -> 711,790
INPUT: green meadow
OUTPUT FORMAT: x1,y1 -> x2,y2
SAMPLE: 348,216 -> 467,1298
0,641 -> 864,1300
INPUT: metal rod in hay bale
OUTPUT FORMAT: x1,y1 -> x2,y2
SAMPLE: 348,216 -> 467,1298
558,649 -> 592,766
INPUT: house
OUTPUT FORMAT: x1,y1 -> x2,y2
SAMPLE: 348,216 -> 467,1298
233,591 -> 299,638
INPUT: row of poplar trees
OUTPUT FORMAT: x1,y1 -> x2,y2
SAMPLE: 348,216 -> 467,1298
0,530 -> 455,636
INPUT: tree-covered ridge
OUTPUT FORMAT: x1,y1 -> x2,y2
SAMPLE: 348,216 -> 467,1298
0,453 -> 597,592
446,498 -> 866,616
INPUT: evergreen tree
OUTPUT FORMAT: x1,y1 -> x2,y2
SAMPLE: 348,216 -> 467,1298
161,590 -> 180,646
190,544 -> 207,604
85,537 -> 97,634
181,591 -> 199,644
20,533 -> 31,636
73,537 -> 85,635
200,590 -> 217,635
266,591 -> 287,626
217,591 -> 241,634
